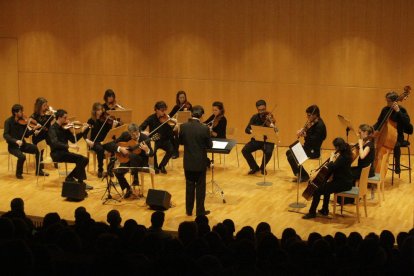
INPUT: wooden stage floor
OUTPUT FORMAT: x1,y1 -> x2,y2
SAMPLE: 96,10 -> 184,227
0,143 -> 413,239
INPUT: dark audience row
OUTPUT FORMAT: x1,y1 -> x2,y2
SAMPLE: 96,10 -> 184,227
1,198 -> 413,275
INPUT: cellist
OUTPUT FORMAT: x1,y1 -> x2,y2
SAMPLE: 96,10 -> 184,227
373,90 -> 411,174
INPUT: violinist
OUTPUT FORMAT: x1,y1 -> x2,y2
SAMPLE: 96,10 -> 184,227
373,91 -> 412,174
169,90 -> 192,158
140,101 -> 174,174
48,109 -> 92,190
31,97 -> 55,145
303,137 -> 353,219
204,101 -> 227,138
84,102 -> 118,178
241,99 -> 275,175
102,89 -> 124,111
286,105 -> 327,182
3,104 -> 41,179
106,123 -> 154,198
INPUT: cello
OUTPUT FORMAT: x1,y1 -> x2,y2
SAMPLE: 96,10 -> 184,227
373,85 -> 411,172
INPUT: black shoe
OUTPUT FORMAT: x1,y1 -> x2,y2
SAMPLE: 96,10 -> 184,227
302,213 -> 316,219
155,168 -> 160,174
172,154 -> 179,159
248,168 -> 260,175
186,212 -> 192,216
197,210 -> 210,216
261,169 -> 267,175
16,174 -> 23,179
160,166 -> 167,174
124,188 -> 132,199
66,176 -> 76,182
395,166 -> 401,174
36,170 -> 49,176
97,171 -> 103,178
132,179 -> 139,186
318,209 -> 329,216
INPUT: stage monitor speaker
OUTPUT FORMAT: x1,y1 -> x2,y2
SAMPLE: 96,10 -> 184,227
146,189 -> 171,210
61,181 -> 86,201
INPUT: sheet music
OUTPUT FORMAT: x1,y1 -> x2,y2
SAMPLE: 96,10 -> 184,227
212,141 -> 228,149
290,141 -> 308,165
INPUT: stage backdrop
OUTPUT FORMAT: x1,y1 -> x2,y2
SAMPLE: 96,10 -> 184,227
1,0 -> 414,147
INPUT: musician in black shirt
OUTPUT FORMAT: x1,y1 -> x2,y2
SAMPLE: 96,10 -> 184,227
169,90 -> 192,158
106,123 -> 154,198
48,109 -> 91,189
373,91 -> 411,174
3,104 -> 41,179
286,105 -> 327,182
84,102 -> 118,178
204,101 -> 227,138
140,101 -> 174,174
242,100 -> 276,175
352,124 -> 375,180
303,137 -> 353,219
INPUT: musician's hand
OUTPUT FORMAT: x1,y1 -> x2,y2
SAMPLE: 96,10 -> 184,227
34,130 -> 41,136
140,143 -> 149,153
170,117 -> 177,124
35,123 -> 42,130
113,120 -> 119,127
120,147 -> 129,155
16,140 -> 23,147
85,139 -> 94,148
329,152 -> 335,162
69,144 -> 80,152
392,102 -> 400,112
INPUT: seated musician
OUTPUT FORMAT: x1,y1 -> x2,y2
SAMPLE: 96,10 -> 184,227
286,105 -> 327,182
84,102 -> 119,178
169,90 -> 192,159
31,97 -> 55,176
106,123 -> 154,198
204,101 -> 227,138
48,109 -> 92,190
303,137 -> 353,219
241,99 -> 276,175
352,124 -> 375,180
102,89 -> 124,111
3,104 -> 42,179
140,101 -> 174,174
373,91 -> 412,174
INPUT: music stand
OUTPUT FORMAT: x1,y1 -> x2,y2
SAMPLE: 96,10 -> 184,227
107,109 -> 133,124
337,114 -> 358,143
101,157 -> 122,204
176,111 -> 192,124
101,124 -> 128,145
288,140 -> 308,209
251,125 -> 278,186
207,138 -> 237,203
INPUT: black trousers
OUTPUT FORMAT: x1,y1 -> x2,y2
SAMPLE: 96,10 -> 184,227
185,170 -> 207,215
51,150 -> 89,181
308,181 -> 352,214
154,140 -> 174,169
115,154 -> 148,190
241,140 -> 274,170
8,144 -> 39,176
286,149 -> 310,179
90,143 -> 105,172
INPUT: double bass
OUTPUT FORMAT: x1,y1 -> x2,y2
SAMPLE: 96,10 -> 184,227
373,85 -> 411,172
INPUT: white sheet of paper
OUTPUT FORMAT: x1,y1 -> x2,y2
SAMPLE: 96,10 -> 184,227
212,141 -> 228,149
290,141 -> 309,165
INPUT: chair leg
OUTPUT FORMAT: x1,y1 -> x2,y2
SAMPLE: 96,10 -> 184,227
377,183 -> 381,207
150,173 -> 155,189
341,197 -> 344,214
86,151 -> 90,172
333,194 -> 337,218
363,195 -> 367,217
356,197 -> 360,223
408,146 -> 411,183
236,145 -> 240,167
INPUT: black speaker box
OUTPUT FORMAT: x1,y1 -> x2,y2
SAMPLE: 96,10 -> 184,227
146,189 -> 171,210
61,181 -> 86,201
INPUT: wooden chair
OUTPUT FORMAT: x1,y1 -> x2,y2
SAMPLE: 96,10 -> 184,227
333,165 -> 370,223
367,150 -> 390,206
224,127 -> 239,167
36,140 -> 67,187
86,141 -> 110,173
131,167 -> 155,197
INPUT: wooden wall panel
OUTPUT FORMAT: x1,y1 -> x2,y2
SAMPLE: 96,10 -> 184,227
0,0 -> 413,148
0,38 -> 18,123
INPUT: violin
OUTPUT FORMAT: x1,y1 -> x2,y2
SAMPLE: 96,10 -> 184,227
17,117 -> 40,130
63,121 -> 90,133
100,111 -> 117,125
297,118 -> 318,138
106,100 -> 125,110
260,112 -> 277,128
181,101 -> 192,111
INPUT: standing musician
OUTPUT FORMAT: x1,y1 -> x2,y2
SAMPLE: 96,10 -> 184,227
84,102 -> 119,178
373,91 -> 412,174
31,97 -> 55,176
140,101 -> 174,174
242,99 -> 277,175
302,137 -> 353,219
3,104 -> 41,179
169,90 -> 192,159
102,89 -> 125,111
48,109 -> 92,190
204,101 -> 227,138
286,105 -> 327,182
179,105 -> 212,216
106,123 -> 154,199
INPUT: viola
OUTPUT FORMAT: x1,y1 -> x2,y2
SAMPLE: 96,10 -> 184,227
115,133 -> 160,163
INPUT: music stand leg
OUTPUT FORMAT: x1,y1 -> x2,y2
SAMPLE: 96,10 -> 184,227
257,138 -> 272,186
207,152 -> 226,203
289,165 -> 306,208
